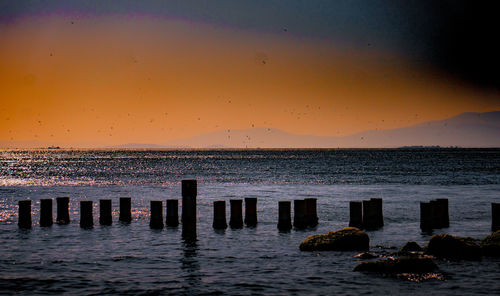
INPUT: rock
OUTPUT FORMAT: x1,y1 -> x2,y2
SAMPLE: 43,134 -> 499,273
354,252 -> 379,259
481,230 -> 500,257
399,241 -> 423,254
299,227 -> 369,251
354,257 -> 438,273
426,234 -> 481,260
372,245 -> 397,250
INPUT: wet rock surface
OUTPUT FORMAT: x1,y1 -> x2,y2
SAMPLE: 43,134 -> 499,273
399,241 -> 423,254
353,257 -> 438,273
354,252 -> 379,259
299,227 -> 369,251
481,230 -> 500,257
426,234 -> 482,260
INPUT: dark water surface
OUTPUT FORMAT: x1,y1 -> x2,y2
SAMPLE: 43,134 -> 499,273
1,149 -> 500,295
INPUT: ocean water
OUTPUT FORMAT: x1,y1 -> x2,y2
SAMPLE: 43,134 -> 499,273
1,149 -> 500,295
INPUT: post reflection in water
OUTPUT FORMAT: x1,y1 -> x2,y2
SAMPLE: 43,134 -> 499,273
181,238 -> 201,294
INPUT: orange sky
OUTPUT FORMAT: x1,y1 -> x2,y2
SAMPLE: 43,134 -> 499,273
0,15 -> 498,147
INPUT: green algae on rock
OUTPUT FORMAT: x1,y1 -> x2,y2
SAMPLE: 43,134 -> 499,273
299,227 -> 369,251
481,230 -> 500,257
426,234 -> 481,260
354,257 -> 438,273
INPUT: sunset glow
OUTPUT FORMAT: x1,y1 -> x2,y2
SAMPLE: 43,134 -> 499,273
1,13 -> 498,147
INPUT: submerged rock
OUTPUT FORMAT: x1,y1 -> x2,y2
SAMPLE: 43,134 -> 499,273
398,241 -> 423,255
354,257 -> 438,273
396,272 -> 445,283
354,252 -> 379,259
426,234 -> 481,260
481,230 -> 500,257
372,245 -> 397,250
299,227 -> 369,251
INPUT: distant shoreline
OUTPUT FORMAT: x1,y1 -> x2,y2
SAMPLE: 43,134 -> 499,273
1,147 -> 499,151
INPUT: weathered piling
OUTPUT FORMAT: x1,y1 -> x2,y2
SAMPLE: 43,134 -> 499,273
277,201 -> 292,231
80,201 -> 93,228
150,200 -> 164,229
429,200 -> 438,228
422,199 -> 450,230
99,199 -> 112,226
371,198 -> 384,228
18,200 -> 31,229
492,203 -> 500,232
293,199 -> 307,229
362,200 -> 376,230
429,199 -> 448,229
435,198 -> 449,228
420,202 -> 432,231
213,201 -> 227,230
349,201 -> 363,229
305,198 -> 318,227
40,198 -> 53,227
56,197 -> 70,225
229,199 -> 243,229
166,199 -> 179,227
244,197 -> 258,227
362,198 -> 383,230
182,179 -> 197,238
119,197 -> 131,223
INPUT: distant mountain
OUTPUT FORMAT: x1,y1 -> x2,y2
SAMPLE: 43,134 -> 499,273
347,111 -> 500,148
1,111 -> 498,149
163,111 -> 500,148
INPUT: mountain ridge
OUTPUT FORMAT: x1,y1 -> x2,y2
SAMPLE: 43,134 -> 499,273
162,111 -> 500,148
1,111 -> 499,148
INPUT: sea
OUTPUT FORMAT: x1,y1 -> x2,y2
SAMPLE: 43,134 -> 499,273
0,148 -> 499,295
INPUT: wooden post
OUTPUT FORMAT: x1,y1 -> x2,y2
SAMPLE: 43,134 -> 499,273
229,199 -> 243,229
436,198 -> 449,228
420,202 -> 432,231
80,201 -> 93,229
492,203 -> 500,232
99,199 -> 112,226
305,198 -> 318,227
18,200 -> 31,229
213,201 -> 227,229
182,179 -> 197,239
150,200 -> 164,229
293,199 -> 307,229
56,197 -> 70,225
429,200 -> 438,229
370,198 -> 384,228
362,200 -> 377,230
119,197 -> 131,223
166,199 -> 179,227
244,197 -> 257,227
349,201 -> 363,229
277,201 -> 292,231
40,198 -> 53,227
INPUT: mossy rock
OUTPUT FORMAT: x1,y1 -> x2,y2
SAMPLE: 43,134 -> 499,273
426,234 -> 481,260
481,230 -> 500,257
299,227 -> 369,251
354,257 -> 438,273
398,241 -> 423,255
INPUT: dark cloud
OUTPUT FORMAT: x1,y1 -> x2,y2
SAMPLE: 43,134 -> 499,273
422,1 -> 500,90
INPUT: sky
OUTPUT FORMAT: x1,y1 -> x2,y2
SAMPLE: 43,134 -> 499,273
0,1 -> 499,147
